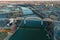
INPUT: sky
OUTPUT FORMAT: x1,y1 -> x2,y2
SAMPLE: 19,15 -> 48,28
0,0 -> 60,1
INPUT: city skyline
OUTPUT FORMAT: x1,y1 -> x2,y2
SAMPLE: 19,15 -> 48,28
0,0 -> 60,1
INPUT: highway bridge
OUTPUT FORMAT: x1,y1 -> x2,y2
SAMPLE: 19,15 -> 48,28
9,5 -> 60,40
8,7 -> 53,40
0,4 -> 60,40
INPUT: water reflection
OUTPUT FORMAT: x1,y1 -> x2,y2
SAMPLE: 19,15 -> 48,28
54,22 -> 60,40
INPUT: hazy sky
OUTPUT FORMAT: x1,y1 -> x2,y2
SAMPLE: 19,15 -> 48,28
0,0 -> 60,1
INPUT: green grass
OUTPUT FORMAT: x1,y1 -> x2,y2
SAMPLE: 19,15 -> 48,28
0,32 -> 8,40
